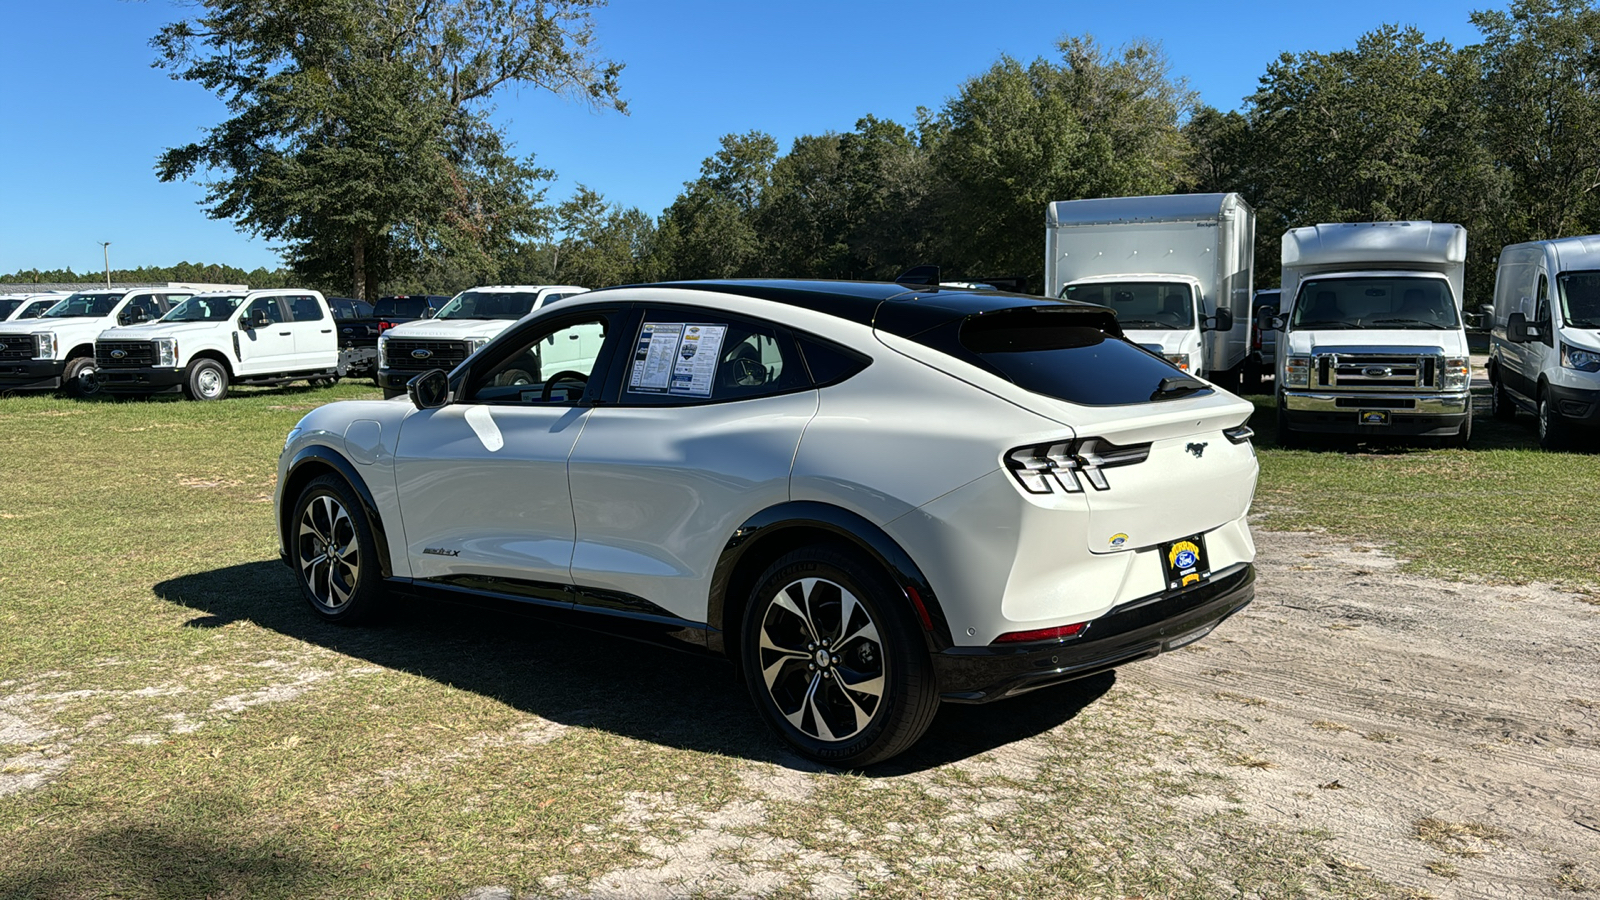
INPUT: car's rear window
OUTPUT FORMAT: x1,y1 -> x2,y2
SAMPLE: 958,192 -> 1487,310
956,307 -> 1208,406
375,297 -> 430,318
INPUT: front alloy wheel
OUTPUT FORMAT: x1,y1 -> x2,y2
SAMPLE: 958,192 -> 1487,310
742,546 -> 938,767
292,475 -> 383,623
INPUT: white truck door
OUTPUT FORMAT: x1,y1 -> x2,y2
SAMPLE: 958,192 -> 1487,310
236,296 -> 295,374
285,294 -> 337,370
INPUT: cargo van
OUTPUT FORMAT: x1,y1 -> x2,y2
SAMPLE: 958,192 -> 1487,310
1270,222 -> 1472,446
1488,236 -> 1600,449
1045,193 -> 1253,388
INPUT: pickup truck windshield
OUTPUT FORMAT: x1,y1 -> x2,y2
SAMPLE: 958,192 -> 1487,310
1290,277 -> 1459,330
374,297 -> 432,318
1558,271 -> 1600,329
434,290 -> 544,320
162,296 -> 245,322
1060,282 -> 1195,329
0,299 -> 24,319
42,292 -> 122,318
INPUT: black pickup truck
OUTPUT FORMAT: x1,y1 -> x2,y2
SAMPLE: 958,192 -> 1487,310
330,295 -> 447,377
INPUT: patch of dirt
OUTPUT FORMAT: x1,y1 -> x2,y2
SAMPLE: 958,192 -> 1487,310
1129,529 -> 1600,899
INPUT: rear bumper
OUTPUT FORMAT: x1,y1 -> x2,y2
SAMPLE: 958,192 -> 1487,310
933,563 -> 1254,703
1547,383 -> 1600,426
1283,390 -> 1469,436
0,358 -> 64,390
100,367 -> 185,393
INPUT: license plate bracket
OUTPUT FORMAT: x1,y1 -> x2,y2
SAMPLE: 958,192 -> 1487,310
1357,409 -> 1391,426
1160,534 -> 1211,590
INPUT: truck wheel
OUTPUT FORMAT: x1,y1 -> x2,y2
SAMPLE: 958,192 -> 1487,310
741,545 -> 938,767
1490,372 -> 1517,421
291,475 -> 385,624
1275,397 -> 1303,449
183,359 -> 229,401
1538,391 -> 1569,451
1448,408 -> 1473,449
62,357 -> 101,398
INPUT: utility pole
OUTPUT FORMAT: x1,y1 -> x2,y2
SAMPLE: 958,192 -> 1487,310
97,242 -> 112,287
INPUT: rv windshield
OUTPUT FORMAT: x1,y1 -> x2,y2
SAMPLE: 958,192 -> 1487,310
1558,271 -> 1600,329
434,290 -> 544,320
1290,277 -> 1459,331
42,292 -> 123,318
162,295 -> 246,322
1060,282 -> 1195,329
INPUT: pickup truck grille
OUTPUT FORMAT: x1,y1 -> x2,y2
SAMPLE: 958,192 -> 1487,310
1313,352 -> 1438,392
97,341 -> 157,368
0,335 -> 35,360
385,339 -> 469,370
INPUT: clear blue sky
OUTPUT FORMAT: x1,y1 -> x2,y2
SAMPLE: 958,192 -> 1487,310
0,0 -> 1488,275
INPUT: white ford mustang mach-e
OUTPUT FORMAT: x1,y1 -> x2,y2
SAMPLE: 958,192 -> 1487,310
275,280 -> 1260,765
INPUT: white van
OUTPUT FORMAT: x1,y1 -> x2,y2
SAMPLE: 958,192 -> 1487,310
95,289 -> 342,400
1488,237 -> 1600,449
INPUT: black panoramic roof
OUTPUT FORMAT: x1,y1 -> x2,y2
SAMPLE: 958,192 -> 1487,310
605,278 -> 1118,340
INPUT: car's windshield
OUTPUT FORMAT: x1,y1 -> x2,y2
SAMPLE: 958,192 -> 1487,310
16,299 -> 52,319
1557,270 -> 1600,329
1290,277 -> 1459,330
374,296 -> 433,318
0,299 -> 24,319
161,295 -> 246,322
434,290 -> 544,320
42,292 -> 123,318
1060,282 -> 1195,329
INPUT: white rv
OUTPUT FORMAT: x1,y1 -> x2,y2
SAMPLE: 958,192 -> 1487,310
1488,236 -> 1600,449
1045,193 -> 1254,388
1271,222 -> 1472,446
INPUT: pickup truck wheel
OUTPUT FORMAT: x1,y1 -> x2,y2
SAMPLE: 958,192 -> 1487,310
1448,407 -> 1473,449
1275,397 -> 1303,449
1538,391 -> 1569,451
1490,372 -> 1517,421
741,545 -> 937,767
292,475 -> 384,624
184,359 -> 229,401
62,357 -> 101,398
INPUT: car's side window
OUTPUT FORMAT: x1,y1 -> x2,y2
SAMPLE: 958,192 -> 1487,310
287,295 -> 325,322
120,294 -> 163,325
621,310 -> 805,406
464,315 -> 610,406
244,297 -> 287,326
1535,274 -> 1552,327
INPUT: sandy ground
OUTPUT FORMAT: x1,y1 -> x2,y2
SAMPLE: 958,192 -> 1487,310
1130,529 -> 1600,898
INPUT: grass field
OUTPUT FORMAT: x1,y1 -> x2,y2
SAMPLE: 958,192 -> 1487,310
0,381 -> 1593,898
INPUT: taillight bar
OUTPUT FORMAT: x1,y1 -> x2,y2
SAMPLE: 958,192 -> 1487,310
1004,437 -> 1149,495
993,622 -> 1087,644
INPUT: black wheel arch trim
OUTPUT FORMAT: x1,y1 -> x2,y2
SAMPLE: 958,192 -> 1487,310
706,500 -> 955,656
279,445 -> 394,579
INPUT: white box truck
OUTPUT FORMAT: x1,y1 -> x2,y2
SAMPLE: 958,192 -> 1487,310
1045,193 -> 1254,388
1270,222 -> 1472,446
1488,236 -> 1600,450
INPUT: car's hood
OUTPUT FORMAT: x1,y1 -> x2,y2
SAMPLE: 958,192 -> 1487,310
385,319 -> 515,341
1285,328 -> 1468,356
98,321 -> 223,341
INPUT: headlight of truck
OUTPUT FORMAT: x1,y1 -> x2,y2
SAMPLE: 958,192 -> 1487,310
1161,352 -> 1192,372
32,332 -> 57,359
377,337 -> 389,369
1442,357 -> 1471,390
1561,342 -> 1600,372
153,338 -> 178,368
464,337 -> 489,357
1284,355 -> 1311,388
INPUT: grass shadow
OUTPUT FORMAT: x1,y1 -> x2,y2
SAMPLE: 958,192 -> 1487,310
153,561 -> 1109,773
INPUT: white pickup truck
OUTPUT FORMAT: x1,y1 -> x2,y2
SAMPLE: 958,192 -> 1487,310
0,292 -> 69,323
376,284 -> 587,398
95,289 -> 343,400
0,287 -> 196,396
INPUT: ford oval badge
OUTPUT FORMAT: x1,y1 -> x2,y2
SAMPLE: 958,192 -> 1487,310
412,349 -> 432,360
1363,365 -> 1392,378
110,349 -> 126,359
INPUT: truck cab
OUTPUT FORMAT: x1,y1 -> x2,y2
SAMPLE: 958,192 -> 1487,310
1272,222 -> 1472,446
95,289 -> 343,400
0,287 -> 194,396
1489,236 -> 1600,449
1046,193 -> 1252,389
376,285 -> 588,398
0,292 -> 69,323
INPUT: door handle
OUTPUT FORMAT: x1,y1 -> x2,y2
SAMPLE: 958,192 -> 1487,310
567,334 -> 579,340
320,329 -> 332,333
279,331 -> 292,336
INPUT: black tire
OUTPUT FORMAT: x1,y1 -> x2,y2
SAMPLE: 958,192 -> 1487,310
62,357 -> 101,398
741,545 -> 938,767
1490,369 -> 1517,421
290,474 -> 385,624
1538,389 -> 1569,451
1448,407 -> 1473,449
309,375 -> 340,388
183,358 -> 229,401
1275,396 -> 1303,449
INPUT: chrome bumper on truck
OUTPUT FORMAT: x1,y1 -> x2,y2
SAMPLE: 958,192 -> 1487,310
1282,390 -> 1470,436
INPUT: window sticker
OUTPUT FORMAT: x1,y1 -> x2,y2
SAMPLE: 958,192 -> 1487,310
629,323 -> 728,397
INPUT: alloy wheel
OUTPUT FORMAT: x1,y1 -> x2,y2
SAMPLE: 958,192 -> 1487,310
297,494 -> 360,611
756,577 -> 886,742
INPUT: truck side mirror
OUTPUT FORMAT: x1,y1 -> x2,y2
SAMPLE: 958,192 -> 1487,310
1266,315 -> 1286,332
1203,308 -> 1234,332
408,369 -> 451,409
1507,311 -> 1530,344
238,315 -> 255,331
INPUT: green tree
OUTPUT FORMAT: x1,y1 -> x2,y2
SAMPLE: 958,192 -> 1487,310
549,185 -> 657,287
152,0 -> 623,299
652,131 -> 778,279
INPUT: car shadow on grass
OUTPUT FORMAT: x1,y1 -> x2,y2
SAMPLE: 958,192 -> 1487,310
153,561 -> 1113,774
1240,389 -> 1548,453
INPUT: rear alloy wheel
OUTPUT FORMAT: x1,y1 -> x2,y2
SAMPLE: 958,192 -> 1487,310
742,546 -> 937,767
184,359 -> 229,401
62,357 -> 100,398
292,475 -> 384,623
1538,390 -> 1569,451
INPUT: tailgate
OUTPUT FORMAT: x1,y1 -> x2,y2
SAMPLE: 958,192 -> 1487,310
1079,428 -> 1257,554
